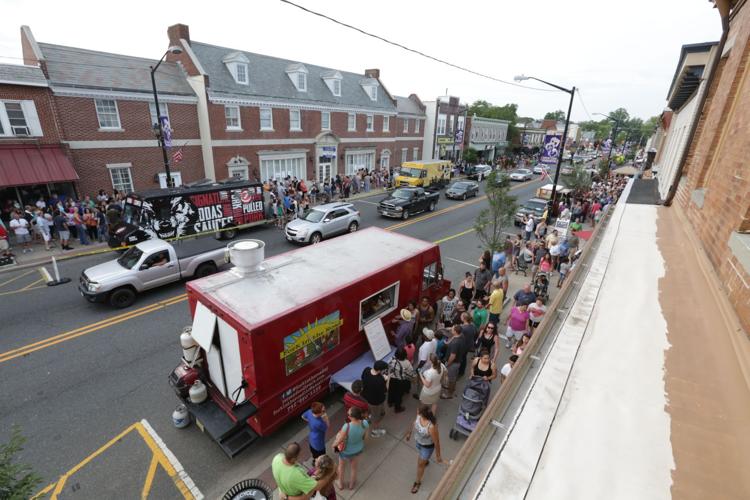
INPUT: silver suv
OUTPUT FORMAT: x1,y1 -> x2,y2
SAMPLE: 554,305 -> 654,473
285,202 -> 361,244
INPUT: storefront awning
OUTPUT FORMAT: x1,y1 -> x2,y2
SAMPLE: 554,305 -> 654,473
0,145 -> 78,188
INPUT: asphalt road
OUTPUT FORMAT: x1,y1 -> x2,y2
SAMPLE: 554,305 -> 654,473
0,171 -> 551,498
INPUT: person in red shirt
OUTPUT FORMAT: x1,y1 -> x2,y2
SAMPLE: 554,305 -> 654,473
0,224 -> 11,258
343,379 -> 370,422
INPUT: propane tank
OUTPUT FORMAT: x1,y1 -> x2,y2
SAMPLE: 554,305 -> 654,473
172,404 -> 190,428
180,327 -> 199,365
189,379 -> 208,404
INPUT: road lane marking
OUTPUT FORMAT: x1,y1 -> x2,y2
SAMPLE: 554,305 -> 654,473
0,285 -> 46,297
0,294 -> 187,364
385,195 -> 487,231
352,199 -> 379,206
445,256 -> 479,268
0,268 -> 36,288
434,228 -> 477,244
34,421 -> 201,500
20,277 -> 44,290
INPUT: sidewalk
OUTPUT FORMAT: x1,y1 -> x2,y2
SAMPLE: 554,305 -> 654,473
209,248 -> 578,499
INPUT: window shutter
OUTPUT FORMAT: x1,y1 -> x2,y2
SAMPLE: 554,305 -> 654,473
21,101 -> 43,136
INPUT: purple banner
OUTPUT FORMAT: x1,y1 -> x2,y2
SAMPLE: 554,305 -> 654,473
160,115 -> 172,148
540,134 -> 562,165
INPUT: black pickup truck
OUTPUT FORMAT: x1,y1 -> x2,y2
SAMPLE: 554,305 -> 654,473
378,187 -> 440,220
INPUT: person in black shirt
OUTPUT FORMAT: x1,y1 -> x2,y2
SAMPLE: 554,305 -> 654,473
459,313 -> 477,377
361,360 -> 388,437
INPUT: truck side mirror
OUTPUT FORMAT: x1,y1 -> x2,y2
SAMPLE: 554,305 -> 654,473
139,263 -> 149,271
323,218 -> 331,223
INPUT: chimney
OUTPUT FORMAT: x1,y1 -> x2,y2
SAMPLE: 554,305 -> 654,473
365,68 -> 380,79
227,240 -> 265,276
168,23 -> 190,46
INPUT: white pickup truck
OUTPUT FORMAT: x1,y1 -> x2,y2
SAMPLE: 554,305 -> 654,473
79,238 -> 226,308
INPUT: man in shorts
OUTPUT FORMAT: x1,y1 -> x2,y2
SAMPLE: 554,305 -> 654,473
9,212 -> 31,253
53,210 -> 72,250
272,442 -> 333,499
361,361 -> 388,437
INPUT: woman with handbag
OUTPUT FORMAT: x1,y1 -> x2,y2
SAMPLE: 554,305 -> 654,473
334,407 -> 369,491
387,348 -> 416,413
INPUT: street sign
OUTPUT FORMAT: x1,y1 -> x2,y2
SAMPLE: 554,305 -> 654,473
541,134 -> 562,165
437,137 -> 454,145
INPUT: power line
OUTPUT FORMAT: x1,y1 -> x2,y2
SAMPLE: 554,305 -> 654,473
575,88 -> 594,121
280,0 -> 558,93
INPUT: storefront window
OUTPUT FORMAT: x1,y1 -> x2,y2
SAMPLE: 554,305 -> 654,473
360,282 -> 399,328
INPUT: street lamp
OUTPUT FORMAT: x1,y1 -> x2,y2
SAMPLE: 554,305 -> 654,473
514,75 -> 575,222
151,46 -> 183,188
594,112 -> 621,175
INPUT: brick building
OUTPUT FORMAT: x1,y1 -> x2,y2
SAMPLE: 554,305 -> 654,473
670,0 -> 750,333
394,94 -> 426,165
0,61 -> 78,211
165,23 -> 406,184
20,25 -> 204,197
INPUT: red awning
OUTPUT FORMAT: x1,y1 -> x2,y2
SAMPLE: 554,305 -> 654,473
0,145 -> 78,188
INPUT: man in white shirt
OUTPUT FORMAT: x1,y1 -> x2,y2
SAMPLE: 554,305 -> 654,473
9,212 -> 32,253
500,354 -> 518,384
412,328 -> 437,400
524,215 -> 535,241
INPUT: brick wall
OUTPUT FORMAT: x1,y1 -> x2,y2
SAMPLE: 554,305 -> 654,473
56,96 -> 200,141
71,145 -> 204,196
0,84 -> 62,143
677,5 -> 750,334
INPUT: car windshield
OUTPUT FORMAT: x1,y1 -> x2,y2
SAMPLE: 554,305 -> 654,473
392,189 -> 413,199
525,201 -> 547,212
398,167 -> 421,178
302,209 -> 326,222
122,203 -> 140,225
116,246 -> 144,269
452,182 -> 470,190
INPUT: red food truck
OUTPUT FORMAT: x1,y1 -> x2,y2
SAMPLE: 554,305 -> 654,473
169,227 -> 450,456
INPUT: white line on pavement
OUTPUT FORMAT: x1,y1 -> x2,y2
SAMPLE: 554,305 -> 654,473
140,419 -> 204,500
353,199 -> 380,206
446,257 -> 478,268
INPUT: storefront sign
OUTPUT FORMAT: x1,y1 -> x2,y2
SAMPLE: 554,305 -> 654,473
437,137 -> 454,145
280,311 -> 343,375
541,134 -> 563,165
321,146 -> 337,159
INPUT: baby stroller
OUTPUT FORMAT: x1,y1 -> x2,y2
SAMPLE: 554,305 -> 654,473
449,377 -> 491,440
534,271 -> 550,302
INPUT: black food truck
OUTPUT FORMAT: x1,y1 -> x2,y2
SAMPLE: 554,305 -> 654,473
109,180 -> 269,248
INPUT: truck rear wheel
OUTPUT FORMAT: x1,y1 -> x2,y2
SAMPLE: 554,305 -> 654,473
401,209 -> 410,220
223,228 -> 238,240
109,287 -> 136,308
194,262 -> 218,279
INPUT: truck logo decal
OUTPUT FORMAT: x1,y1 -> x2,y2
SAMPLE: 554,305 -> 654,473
281,311 -> 343,376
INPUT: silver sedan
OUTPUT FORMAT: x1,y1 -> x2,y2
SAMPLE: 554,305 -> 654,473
509,168 -> 533,181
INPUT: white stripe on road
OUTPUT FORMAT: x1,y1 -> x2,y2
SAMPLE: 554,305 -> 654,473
352,199 -> 380,206
446,257 -> 478,268
140,419 -> 204,500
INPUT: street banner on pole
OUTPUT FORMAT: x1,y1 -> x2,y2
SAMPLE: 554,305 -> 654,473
540,134 -> 562,165
160,115 -> 172,148
601,138 -> 612,154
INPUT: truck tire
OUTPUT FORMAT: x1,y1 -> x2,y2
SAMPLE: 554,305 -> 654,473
348,221 -> 359,233
310,232 -> 322,244
223,228 -> 238,240
462,193 -> 467,200
194,262 -> 218,279
428,201 -> 437,212
401,209 -> 410,220
109,287 -> 136,308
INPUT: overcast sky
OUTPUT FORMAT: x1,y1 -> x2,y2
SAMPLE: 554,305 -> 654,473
0,0 -> 721,122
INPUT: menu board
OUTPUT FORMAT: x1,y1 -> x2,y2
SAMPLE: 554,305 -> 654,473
363,318 -> 391,361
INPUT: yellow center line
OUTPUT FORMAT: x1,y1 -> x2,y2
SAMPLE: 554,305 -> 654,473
0,285 -> 47,297
0,268 -> 36,288
20,277 -> 45,290
433,227 -> 477,244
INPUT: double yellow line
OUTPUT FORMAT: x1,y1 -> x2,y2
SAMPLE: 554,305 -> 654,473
0,294 -> 187,364
384,195 -> 487,232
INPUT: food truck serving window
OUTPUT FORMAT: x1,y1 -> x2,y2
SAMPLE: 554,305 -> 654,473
422,262 -> 438,290
360,282 -> 399,329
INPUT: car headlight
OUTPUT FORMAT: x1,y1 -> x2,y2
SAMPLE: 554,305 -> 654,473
87,282 -> 101,292
394,206 -> 403,211
296,228 -> 308,237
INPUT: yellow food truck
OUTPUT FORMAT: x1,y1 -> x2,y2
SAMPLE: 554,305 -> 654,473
395,160 -> 452,188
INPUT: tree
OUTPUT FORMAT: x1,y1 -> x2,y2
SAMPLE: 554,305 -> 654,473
544,110 -> 566,121
468,101 -> 518,122
0,427 -> 42,500
474,171 -> 518,252
463,147 -> 478,165
562,166 -> 594,197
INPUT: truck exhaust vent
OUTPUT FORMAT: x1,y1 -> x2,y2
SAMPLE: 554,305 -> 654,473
227,239 -> 265,276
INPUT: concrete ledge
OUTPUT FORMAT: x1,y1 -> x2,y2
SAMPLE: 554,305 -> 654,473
728,231 -> 750,278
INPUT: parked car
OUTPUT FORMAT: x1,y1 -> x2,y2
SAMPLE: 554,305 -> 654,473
467,164 -> 493,180
285,202 -> 360,244
79,237 -> 226,308
378,187 -> 440,219
509,168 -> 533,181
514,198 -> 549,225
445,181 -> 479,200
533,165 -> 549,175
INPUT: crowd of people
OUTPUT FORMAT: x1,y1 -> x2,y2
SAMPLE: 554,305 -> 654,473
271,175 -> 630,499
0,190 -> 129,258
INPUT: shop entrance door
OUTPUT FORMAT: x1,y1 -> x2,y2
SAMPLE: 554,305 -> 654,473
317,161 -> 332,184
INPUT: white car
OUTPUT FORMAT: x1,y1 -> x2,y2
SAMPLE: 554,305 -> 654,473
533,165 -> 549,175
509,168 -> 533,181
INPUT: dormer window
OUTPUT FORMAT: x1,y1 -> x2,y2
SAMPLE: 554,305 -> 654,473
360,78 -> 379,102
322,70 -> 343,97
222,51 -> 251,85
286,63 -> 308,92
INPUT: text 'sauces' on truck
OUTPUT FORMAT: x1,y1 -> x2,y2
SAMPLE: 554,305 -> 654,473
168,228 -> 450,457
395,160 -> 452,188
108,180 -> 270,248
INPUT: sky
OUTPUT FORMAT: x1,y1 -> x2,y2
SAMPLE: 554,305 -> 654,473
0,0 -> 721,122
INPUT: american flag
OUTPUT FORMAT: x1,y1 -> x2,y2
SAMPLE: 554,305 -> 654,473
172,148 -> 184,164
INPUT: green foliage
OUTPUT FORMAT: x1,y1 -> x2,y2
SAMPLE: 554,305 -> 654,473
468,101 -> 518,122
463,147 -> 478,165
562,166 -> 593,197
0,427 -> 42,500
598,159 -> 610,178
474,171 -> 518,253
544,110 -> 566,121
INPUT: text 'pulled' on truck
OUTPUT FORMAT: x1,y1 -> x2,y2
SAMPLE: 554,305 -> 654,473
109,179 -> 270,248
168,228 -> 450,457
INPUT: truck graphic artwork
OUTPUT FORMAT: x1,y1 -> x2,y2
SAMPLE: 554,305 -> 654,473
281,311 -> 343,375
